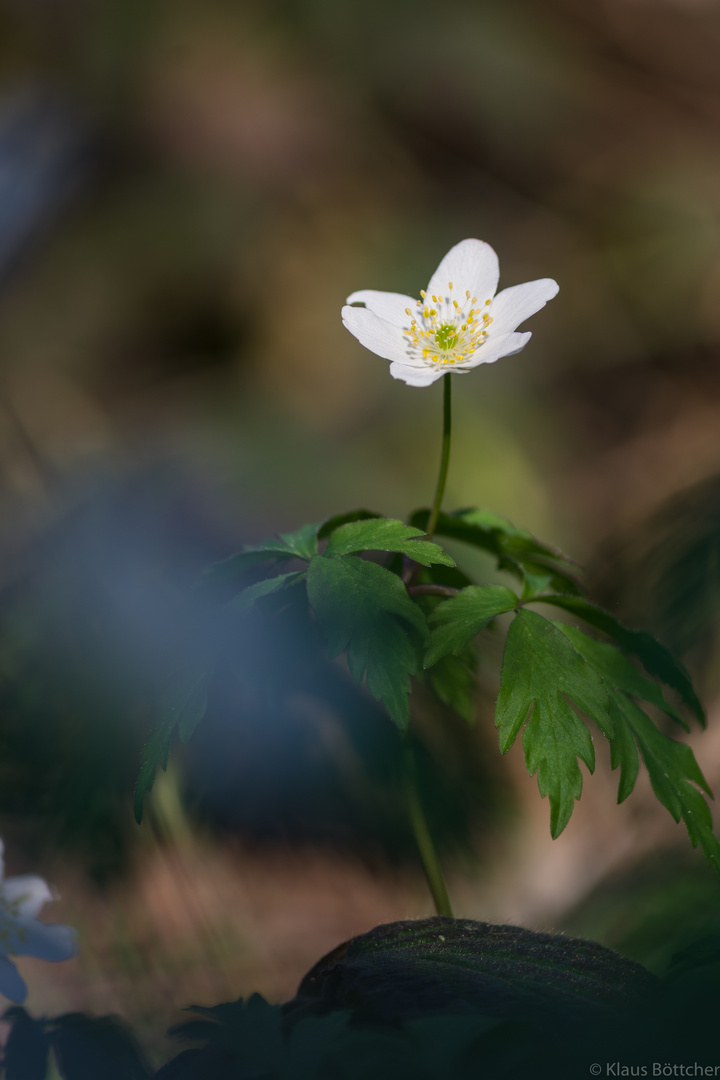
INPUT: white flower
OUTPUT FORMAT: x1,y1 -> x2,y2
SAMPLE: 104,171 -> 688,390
0,838 -> 78,1003
342,238 -> 558,387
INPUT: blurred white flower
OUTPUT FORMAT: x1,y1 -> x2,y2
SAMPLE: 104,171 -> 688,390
342,238 -> 558,387
0,838 -> 77,1003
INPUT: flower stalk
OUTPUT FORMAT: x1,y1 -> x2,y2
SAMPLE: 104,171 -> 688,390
426,373 -> 452,542
402,740 -> 453,918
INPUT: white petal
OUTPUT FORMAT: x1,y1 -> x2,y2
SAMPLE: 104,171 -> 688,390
342,306 -> 413,364
345,290 -> 417,327
462,331 -> 532,368
0,956 -> 27,1003
388,362 -> 445,387
426,240 -> 499,308
2,875 -> 53,918
488,278 -> 558,337
10,920 -> 77,961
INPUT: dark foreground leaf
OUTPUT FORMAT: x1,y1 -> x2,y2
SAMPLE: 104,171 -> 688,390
50,1013 -> 151,1080
3,1008 -> 49,1080
289,917 -> 655,1030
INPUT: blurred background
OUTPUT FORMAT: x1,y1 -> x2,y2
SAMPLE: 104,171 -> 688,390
2,0 -> 720,1066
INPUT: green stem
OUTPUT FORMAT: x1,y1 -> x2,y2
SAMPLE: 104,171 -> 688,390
402,740 -> 453,917
425,373 -> 452,541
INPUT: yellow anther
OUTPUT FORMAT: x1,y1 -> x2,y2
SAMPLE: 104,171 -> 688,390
448,281 -> 453,289
432,295 -> 438,303
453,300 -> 459,309
423,308 -> 430,318
461,324 -> 467,331
472,297 -> 477,303
438,295 -> 443,302
465,290 -> 470,299
405,308 -> 412,316
420,290 -> 426,298
485,299 -> 491,305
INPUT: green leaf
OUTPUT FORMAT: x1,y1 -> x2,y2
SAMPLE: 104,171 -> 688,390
424,585 -> 518,667
134,659 -> 211,824
612,694 -> 720,875
496,609 -> 614,837
306,555 -> 426,729
552,622 -> 720,873
535,595 -> 704,726
410,508 -> 581,595
274,521 -> 321,560
202,521 -> 320,585
557,624 -> 687,731
426,648 -> 477,723
232,571 -> 306,613
325,517 -> 455,568
457,508 -> 533,537
317,508 -> 381,540
608,702 -> 641,804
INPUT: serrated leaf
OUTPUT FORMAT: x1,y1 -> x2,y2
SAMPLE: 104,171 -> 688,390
456,508 -> 533,537
556,624 -> 687,731
612,694 -> 720,875
608,701 -> 641,804
317,509 -> 381,540
274,521 -> 320,560
496,609 -> 614,837
325,517 -> 455,568
425,585 -> 518,667
306,555 -> 426,728
426,648 -> 477,723
232,571 -> 306,613
410,508 -> 581,595
551,622 -> 719,872
134,659 -> 211,823
202,521 -> 320,586
536,595 -> 704,725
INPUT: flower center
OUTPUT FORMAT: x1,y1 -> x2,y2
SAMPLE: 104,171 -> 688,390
402,281 -> 493,366
434,322 -> 459,351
